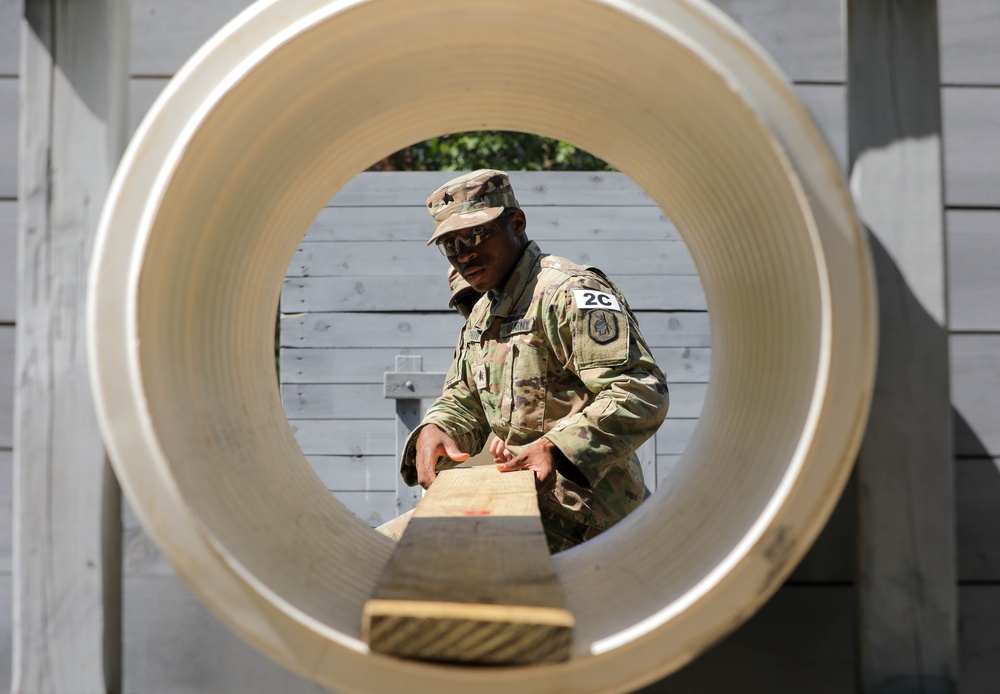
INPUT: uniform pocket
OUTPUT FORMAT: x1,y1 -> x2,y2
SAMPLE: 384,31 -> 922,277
510,341 -> 548,433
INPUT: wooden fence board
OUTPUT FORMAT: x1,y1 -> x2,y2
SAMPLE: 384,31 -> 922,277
130,0 -> 253,76
655,418 -> 699,455
285,382 -> 707,422
283,274 -> 707,313
333,490 -> 398,527
948,210 -> 1000,332
957,457 -> 1000,582
308,455 -> 397,492
332,171 -> 656,207
940,0 -> 1000,85
123,574 -> 327,694
0,0 -> 18,76
0,200 -> 15,322
289,239 -> 697,277
281,311 -> 712,349
952,334 -> 1000,457
301,204 -> 681,243
290,419 -> 396,456
280,346 -> 711,385
944,86 -> 1000,207
796,84 -> 846,171
0,78 -> 17,200
0,326 -> 12,449
0,450 -> 9,572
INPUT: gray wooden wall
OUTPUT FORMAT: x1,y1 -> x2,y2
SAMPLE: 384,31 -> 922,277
0,0 -> 998,692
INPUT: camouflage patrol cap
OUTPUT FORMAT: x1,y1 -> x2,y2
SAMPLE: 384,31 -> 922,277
425,169 -> 520,245
446,266 -> 477,308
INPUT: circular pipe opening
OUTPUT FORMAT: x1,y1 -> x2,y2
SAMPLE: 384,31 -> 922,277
88,1 -> 876,692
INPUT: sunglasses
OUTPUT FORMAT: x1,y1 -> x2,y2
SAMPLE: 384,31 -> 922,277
435,220 -> 504,257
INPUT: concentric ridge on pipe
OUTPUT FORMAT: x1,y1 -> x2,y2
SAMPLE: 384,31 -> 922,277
86,0 -> 876,692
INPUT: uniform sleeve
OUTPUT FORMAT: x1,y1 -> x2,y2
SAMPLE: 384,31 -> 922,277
540,276 -> 670,488
399,329 -> 489,486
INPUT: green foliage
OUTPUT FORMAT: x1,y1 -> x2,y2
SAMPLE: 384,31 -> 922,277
369,131 -> 614,172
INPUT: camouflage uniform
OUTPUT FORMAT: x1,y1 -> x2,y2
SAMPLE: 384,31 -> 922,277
402,235 -> 670,552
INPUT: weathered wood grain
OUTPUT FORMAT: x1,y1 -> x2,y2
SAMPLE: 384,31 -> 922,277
952,334 -> 1000,457
947,210 -> 1000,332
130,0 -> 254,75
14,2 -> 128,691
0,78 -> 16,199
0,327 -> 11,449
0,200 -> 16,322
944,87 -> 1000,207
280,346 -> 711,384
281,311 -> 712,349
283,274 -> 707,313
289,419 -> 396,456
848,1 -> 956,690
285,382 -> 706,421
288,239 -> 697,277
0,0 -> 18,76
363,466 -> 573,664
307,455 -> 397,492
298,204 -> 679,243
123,574 -> 328,694
940,0 -> 1000,85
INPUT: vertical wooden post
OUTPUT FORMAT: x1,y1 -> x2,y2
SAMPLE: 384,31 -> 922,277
391,355 -> 425,514
14,1 -> 129,692
847,1 -> 956,692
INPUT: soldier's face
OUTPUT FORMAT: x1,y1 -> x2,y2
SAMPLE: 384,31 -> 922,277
448,211 -> 527,293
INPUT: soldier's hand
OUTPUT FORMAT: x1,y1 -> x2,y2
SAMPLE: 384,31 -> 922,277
490,436 -> 514,464
496,438 -> 560,494
414,424 -> 469,489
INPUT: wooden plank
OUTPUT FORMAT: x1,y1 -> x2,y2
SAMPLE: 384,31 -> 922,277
285,382 -> 707,421
390,355 -> 425,515
952,334 -> 1000,457
14,2 -> 128,691
281,311 -> 712,349
333,490 -> 399,527
362,466 -> 573,664
0,201 -> 16,322
709,0 -> 843,83
123,574 -> 328,694
947,210 -> 1000,332
943,87 -> 1000,207
331,171 -> 653,207
280,346 -> 711,384
288,239 -> 696,277
940,0 -> 1000,85
0,0 -> 18,75
384,371 -> 446,400
290,419 -> 396,456
0,78 -> 17,199
0,327 -> 11,449
655,418 -> 699,455
847,1 -> 957,690
308,455 -> 397,492
0,450 -> 9,572
301,204 -> 681,243
130,0 -> 254,76
282,274 -> 707,312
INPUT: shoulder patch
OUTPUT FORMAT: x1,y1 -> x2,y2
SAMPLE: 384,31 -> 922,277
575,308 -> 630,368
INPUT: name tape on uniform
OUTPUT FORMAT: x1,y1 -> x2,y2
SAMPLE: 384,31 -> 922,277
572,289 -> 622,312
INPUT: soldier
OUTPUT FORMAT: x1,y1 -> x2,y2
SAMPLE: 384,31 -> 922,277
399,169 -> 669,552
447,266 -> 482,319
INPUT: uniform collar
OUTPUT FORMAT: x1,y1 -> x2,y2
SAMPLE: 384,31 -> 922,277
483,240 -> 542,323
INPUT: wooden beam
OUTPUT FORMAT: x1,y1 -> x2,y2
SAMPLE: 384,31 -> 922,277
14,1 -> 129,692
362,466 -> 574,664
847,1 -> 957,692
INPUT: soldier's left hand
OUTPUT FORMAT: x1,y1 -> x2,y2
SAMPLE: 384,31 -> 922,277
496,438 -> 560,494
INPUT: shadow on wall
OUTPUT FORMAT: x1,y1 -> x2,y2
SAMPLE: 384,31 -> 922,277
637,231 -> 996,694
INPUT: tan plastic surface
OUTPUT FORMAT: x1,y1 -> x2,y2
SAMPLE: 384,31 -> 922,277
87,1 -> 877,692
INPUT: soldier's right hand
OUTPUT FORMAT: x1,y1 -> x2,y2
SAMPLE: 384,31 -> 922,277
414,424 -> 470,489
